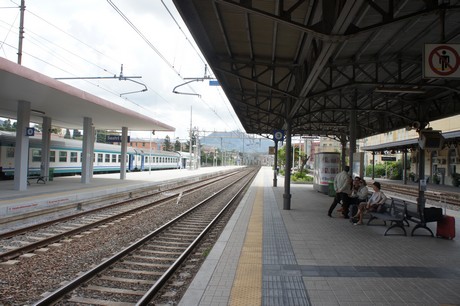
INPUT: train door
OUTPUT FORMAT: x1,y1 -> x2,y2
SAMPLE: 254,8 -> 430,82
128,154 -> 134,171
140,152 -> 145,171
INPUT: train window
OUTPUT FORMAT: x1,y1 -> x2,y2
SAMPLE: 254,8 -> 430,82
98,153 -> 103,163
117,154 -> 121,163
6,147 -> 14,158
105,154 -> 110,163
32,149 -> 41,162
59,151 -> 68,162
70,152 -> 78,163
112,154 -> 116,163
50,151 -> 56,162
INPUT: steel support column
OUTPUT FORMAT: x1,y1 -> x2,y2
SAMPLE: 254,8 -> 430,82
273,140 -> 278,187
349,108 -> 357,176
41,116 -> 51,181
283,119 -> 292,210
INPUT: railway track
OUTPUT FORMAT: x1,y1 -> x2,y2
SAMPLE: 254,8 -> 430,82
32,167 -> 257,305
379,181 -> 460,208
0,169 -> 243,262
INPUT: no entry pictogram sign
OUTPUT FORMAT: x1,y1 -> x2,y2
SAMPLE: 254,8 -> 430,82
424,44 -> 460,78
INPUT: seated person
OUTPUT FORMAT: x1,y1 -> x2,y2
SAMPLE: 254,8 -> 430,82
349,178 -> 368,221
353,181 -> 386,225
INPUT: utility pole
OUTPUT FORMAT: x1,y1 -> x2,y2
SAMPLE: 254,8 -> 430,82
189,106 -> 192,170
17,0 -> 25,64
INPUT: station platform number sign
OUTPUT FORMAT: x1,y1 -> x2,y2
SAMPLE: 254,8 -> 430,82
273,130 -> 284,142
424,44 -> 460,78
381,156 -> 397,162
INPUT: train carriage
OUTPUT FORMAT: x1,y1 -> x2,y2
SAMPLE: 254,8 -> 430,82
0,131 -> 181,178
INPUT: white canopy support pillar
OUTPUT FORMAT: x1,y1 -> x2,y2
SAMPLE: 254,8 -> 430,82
41,116 -> 51,181
14,100 -> 31,191
81,117 -> 93,184
120,126 -> 128,180
90,125 -> 95,175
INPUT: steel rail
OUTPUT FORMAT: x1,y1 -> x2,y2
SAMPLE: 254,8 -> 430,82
32,168 -> 256,306
0,170 -> 242,261
0,169 -> 241,239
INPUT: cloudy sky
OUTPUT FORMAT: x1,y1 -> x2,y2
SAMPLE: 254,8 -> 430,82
0,0 -> 244,140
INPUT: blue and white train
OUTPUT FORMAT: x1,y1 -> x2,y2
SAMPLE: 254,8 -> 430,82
0,131 -> 184,178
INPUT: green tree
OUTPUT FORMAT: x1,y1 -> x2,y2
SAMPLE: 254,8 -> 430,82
299,153 -> 310,173
277,146 -> 286,169
184,131 -> 198,152
164,135 -> 172,151
174,138 -> 181,151
72,129 -> 82,139
365,160 -> 402,179
64,129 -> 71,139
0,119 -> 15,131
96,130 -> 109,143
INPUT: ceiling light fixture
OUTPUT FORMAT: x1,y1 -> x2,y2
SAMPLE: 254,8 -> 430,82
374,87 -> 426,94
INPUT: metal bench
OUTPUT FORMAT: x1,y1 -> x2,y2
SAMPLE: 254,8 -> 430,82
367,198 -> 408,236
405,201 -> 443,237
27,175 -> 47,185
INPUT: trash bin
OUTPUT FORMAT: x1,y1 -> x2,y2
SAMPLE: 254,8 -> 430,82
48,168 -> 54,181
328,181 -> 335,197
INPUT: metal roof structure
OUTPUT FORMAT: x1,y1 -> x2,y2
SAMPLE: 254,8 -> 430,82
172,0 -> 460,140
0,57 -> 175,132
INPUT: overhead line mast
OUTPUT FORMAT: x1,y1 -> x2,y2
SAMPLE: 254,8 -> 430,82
17,0 -> 25,64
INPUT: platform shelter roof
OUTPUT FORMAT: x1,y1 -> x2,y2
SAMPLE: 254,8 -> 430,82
172,1 -> 460,140
0,58 -> 175,132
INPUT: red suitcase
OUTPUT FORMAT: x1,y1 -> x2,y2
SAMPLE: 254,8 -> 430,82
436,215 -> 456,240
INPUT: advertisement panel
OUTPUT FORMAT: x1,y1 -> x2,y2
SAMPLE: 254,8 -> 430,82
313,152 -> 340,194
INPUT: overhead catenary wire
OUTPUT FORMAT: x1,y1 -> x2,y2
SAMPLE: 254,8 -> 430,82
1,0 -> 242,134
107,0 -> 181,78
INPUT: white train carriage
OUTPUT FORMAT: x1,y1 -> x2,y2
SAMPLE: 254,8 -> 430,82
0,131 -> 181,178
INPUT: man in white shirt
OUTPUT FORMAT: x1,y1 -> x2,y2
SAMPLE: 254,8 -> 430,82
328,165 -> 352,218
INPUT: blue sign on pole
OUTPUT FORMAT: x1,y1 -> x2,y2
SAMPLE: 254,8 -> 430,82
209,80 -> 220,86
25,127 -> 35,136
273,130 -> 284,141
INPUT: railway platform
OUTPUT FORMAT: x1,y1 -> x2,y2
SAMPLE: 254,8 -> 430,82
180,166 -> 460,306
0,166 -> 241,221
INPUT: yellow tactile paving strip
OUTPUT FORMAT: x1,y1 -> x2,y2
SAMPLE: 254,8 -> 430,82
229,186 -> 263,306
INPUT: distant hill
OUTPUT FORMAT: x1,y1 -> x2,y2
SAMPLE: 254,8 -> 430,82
200,131 -> 272,154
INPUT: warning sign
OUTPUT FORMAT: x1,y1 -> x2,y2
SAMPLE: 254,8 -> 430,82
424,44 -> 460,78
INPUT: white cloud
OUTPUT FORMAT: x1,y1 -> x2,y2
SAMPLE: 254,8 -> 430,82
0,0 -> 243,139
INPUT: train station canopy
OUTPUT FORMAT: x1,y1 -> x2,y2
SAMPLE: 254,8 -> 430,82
173,1 -> 460,139
0,57 -> 175,132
